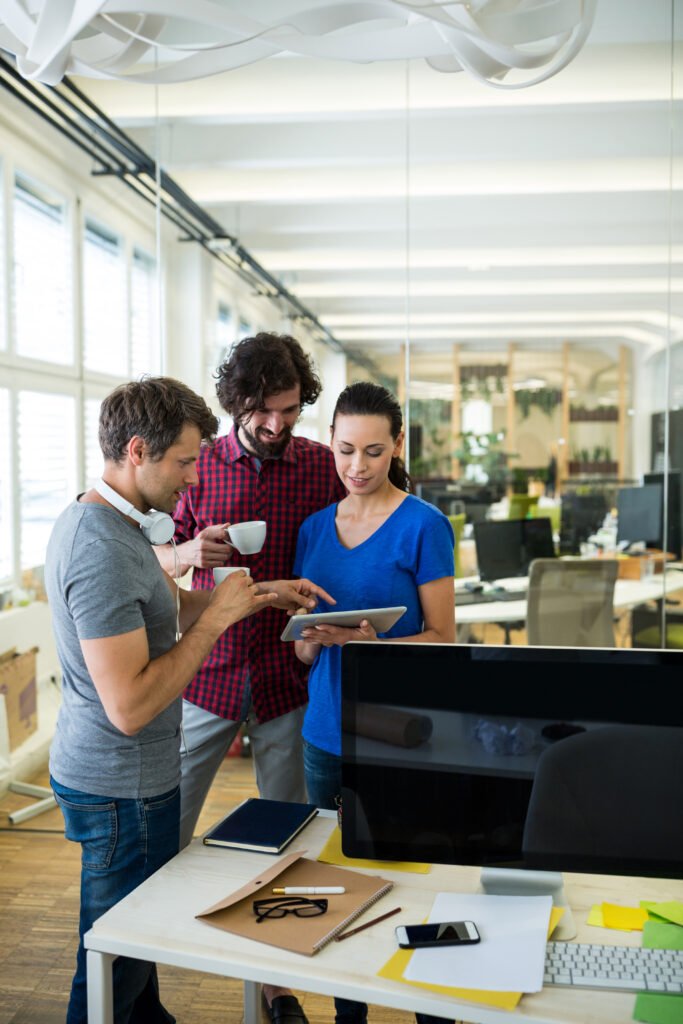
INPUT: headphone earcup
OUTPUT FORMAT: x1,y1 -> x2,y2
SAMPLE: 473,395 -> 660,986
141,511 -> 176,545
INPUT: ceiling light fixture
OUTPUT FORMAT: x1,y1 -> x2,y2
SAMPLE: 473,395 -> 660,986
0,0 -> 597,88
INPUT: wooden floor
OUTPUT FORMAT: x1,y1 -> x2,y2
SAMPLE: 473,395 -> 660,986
0,754 -> 426,1024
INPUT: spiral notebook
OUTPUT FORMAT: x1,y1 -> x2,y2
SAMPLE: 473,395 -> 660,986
196,850 -> 393,956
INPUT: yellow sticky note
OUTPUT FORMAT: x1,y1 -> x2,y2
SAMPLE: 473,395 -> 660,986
601,903 -> 649,931
317,826 -> 430,874
587,905 -> 605,927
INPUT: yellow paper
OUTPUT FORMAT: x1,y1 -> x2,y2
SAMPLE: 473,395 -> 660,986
377,949 -> 522,1010
587,905 -> 605,926
601,903 -> 649,931
317,826 -> 430,874
376,905 -> 564,1011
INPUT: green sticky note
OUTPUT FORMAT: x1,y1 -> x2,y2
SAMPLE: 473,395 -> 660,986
641,902 -> 683,928
633,993 -> 683,1024
643,921 -> 683,951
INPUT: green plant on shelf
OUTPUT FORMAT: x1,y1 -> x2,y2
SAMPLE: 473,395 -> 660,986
515,387 -> 562,420
453,430 -> 518,486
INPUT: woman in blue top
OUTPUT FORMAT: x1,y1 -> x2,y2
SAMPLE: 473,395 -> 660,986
294,381 -> 455,1024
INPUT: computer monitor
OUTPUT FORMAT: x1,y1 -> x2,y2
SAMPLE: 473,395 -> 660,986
643,471 -> 682,558
616,483 -> 662,548
559,491 -> 608,554
341,642 -> 683,888
473,518 -> 555,582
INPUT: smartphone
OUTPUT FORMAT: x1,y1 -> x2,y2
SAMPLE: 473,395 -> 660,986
395,920 -> 480,949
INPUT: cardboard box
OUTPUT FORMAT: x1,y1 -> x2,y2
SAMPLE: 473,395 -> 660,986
0,646 -> 38,751
615,550 -> 674,580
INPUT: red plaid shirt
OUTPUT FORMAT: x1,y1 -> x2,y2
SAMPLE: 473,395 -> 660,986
173,428 -> 345,723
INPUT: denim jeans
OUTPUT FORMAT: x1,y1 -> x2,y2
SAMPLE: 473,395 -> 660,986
51,776 -> 180,1024
303,742 -> 452,1024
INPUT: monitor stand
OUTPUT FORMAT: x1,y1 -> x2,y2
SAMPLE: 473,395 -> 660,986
479,867 -> 577,940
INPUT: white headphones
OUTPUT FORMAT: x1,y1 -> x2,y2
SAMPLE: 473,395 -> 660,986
95,478 -> 176,546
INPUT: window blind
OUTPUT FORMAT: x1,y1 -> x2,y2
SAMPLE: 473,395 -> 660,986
13,174 -> 72,365
18,390 -> 76,570
84,396 -> 103,489
130,247 -> 159,378
83,217 -> 127,375
0,388 -> 12,580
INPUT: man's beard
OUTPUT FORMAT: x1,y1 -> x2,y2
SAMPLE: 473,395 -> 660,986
239,422 -> 293,460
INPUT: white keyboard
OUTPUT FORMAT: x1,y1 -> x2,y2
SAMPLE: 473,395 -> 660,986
544,942 -> 683,992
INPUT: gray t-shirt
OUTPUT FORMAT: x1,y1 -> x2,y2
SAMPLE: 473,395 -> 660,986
46,500 -> 181,798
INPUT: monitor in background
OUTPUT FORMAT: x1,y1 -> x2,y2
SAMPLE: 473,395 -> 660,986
473,517 -> 555,582
341,643 -> 683,936
644,470 -> 682,559
559,491 -> 608,554
616,483 -> 662,549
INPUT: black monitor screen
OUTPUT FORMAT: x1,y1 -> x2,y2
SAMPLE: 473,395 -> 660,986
341,643 -> 683,879
617,484 -> 662,548
559,492 -> 608,554
643,471 -> 682,558
473,518 -> 554,582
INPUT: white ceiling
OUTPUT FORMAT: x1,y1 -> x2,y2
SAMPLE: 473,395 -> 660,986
75,0 -> 683,365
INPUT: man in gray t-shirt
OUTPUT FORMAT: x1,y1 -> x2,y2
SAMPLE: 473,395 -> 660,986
46,377 -> 331,1024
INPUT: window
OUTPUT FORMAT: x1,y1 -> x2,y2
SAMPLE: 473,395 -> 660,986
0,388 -> 13,580
13,174 -> 72,364
130,247 -> 159,378
215,301 -> 233,366
83,217 -> 127,375
18,390 -> 77,570
84,396 -> 103,489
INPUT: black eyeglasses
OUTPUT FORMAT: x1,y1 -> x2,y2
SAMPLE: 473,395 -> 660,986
252,896 -> 328,923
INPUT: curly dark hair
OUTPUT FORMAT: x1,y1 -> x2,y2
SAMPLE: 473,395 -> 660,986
332,381 -> 412,493
215,332 -> 322,420
99,376 -> 219,464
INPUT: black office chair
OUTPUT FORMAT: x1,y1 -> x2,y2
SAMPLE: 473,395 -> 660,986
523,725 -> 683,868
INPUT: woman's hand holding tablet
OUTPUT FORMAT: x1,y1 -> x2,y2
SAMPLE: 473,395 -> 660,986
280,606 -> 407,642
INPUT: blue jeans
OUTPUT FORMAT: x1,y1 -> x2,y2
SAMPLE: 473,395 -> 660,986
51,776 -> 180,1024
303,742 -> 451,1024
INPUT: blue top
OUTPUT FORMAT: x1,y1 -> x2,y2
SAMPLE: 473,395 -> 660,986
294,494 -> 455,755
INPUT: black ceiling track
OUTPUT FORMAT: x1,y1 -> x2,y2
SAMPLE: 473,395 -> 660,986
0,50 -> 382,375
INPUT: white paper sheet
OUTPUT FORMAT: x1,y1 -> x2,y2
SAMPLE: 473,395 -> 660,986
403,892 -> 552,992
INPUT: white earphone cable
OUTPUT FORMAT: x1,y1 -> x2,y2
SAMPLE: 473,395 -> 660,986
171,538 -> 181,641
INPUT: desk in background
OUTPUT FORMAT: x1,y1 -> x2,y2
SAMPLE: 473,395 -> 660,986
455,566 -> 683,637
85,812 -> 682,1024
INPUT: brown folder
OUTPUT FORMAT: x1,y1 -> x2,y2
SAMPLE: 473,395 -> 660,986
196,850 -> 393,956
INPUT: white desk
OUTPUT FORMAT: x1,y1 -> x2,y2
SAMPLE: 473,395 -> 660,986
455,567 -> 683,628
85,812 -> 682,1024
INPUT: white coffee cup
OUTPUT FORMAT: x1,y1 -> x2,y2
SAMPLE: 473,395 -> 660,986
226,520 -> 267,555
213,566 -> 251,585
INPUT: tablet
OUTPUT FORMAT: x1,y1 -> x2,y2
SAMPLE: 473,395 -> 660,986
280,606 -> 407,642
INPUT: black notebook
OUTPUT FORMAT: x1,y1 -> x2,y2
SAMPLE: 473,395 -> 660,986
203,798 -> 319,854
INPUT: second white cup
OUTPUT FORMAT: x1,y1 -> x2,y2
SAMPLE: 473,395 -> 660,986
213,566 -> 251,585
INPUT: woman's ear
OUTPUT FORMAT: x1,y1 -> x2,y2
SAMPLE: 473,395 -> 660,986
393,431 -> 405,457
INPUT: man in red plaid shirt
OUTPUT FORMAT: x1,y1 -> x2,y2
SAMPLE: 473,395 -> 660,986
155,332 -> 344,1023
156,332 -> 344,833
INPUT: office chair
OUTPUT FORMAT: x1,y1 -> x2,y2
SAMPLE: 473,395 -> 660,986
631,599 -> 683,649
508,494 -> 539,520
531,502 -> 561,536
526,558 -> 618,647
523,724 -> 683,867
447,513 -> 466,578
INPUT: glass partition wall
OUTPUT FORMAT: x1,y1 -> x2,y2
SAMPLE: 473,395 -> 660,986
1,4 -> 679,653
